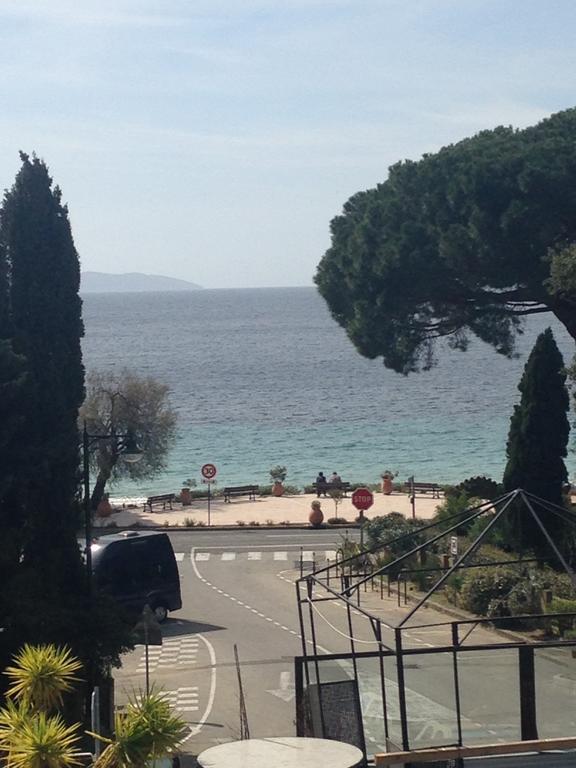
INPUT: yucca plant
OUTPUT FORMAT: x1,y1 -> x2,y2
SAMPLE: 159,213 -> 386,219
91,689 -> 187,768
0,707 -> 81,768
5,645 -> 82,713
0,645 -> 83,768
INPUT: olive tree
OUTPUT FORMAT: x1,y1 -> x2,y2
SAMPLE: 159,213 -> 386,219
80,370 -> 177,509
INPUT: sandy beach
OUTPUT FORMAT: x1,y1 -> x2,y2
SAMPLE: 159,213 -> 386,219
101,489 -> 443,529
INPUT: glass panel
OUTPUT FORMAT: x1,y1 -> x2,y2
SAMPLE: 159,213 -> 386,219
458,648 -> 520,744
534,645 -> 576,739
403,651 -> 459,749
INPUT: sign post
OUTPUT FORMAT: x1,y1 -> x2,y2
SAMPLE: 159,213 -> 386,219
351,487 -> 374,551
201,463 -> 217,525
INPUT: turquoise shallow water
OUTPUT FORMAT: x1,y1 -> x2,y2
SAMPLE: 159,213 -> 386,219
81,288 -> 575,497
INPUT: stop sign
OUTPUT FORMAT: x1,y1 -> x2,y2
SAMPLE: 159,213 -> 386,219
352,487 -> 374,511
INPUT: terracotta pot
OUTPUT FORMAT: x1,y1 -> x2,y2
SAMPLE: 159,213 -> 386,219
309,504 -> 324,527
97,497 -> 113,518
181,488 -> 192,506
272,481 -> 285,497
381,476 -> 393,495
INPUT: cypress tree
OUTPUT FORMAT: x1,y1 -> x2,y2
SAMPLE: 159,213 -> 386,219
502,327 -> 570,555
0,153 -> 85,638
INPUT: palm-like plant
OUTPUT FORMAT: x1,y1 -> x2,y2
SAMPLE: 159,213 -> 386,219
0,645 -> 83,768
0,705 -> 81,768
1,645 -> 187,768
92,690 -> 187,768
5,645 -> 82,712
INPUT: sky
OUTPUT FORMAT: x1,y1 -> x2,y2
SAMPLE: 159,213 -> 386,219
0,1 -> 575,289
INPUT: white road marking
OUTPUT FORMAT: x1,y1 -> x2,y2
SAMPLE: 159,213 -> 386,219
274,551 -> 288,560
221,552 -> 236,561
175,552 -> 184,561
324,550 -> 337,560
195,552 -> 210,561
248,551 -> 262,560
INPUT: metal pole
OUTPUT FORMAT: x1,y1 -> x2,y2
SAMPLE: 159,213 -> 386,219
409,475 -> 416,519
83,422 -> 92,598
90,687 -> 101,758
395,628 -> 410,750
207,483 -> 211,526
451,622 -> 463,747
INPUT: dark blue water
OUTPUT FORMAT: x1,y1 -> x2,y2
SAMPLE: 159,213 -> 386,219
81,288 -> 575,497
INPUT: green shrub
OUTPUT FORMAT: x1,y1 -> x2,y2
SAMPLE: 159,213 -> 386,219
456,476 -> 502,500
548,596 -> 576,637
327,517 -> 349,525
364,512 -> 425,552
458,566 -> 518,615
434,492 -> 481,535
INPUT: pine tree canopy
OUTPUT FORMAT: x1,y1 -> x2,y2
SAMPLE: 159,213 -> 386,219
315,107 -> 576,373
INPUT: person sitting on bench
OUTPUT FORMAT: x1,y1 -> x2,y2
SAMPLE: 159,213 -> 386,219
330,471 -> 342,489
315,471 -> 328,497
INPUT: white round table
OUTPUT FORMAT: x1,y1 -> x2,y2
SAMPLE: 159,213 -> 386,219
197,737 -> 364,768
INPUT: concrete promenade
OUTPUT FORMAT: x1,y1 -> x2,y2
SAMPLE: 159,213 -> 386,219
105,489 -> 443,528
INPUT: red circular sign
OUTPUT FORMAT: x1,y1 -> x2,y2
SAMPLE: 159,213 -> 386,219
201,463 -> 217,480
352,487 -> 374,511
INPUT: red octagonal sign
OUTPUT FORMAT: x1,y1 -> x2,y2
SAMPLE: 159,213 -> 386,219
352,487 -> 374,511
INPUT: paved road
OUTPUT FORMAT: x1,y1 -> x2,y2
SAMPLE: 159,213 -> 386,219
114,528 -> 351,755
113,528 -> 576,760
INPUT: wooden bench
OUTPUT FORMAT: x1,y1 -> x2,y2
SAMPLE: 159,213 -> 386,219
223,485 -> 259,503
403,481 -> 441,498
144,493 -> 175,511
312,481 -> 351,497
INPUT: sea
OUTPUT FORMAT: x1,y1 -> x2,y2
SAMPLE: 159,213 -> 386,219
81,287 -> 576,500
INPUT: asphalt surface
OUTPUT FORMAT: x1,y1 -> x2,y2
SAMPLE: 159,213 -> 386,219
112,528 -> 576,763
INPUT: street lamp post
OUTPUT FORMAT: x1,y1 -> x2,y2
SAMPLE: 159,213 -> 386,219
82,420 -> 142,728
83,421 -> 142,590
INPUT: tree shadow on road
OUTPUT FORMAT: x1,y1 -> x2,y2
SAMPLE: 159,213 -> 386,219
162,618 -> 225,638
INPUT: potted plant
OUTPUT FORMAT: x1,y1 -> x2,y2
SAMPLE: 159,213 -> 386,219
97,493 -> 113,517
181,478 -> 197,506
269,465 -> 287,497
309,499 -> 324,527
381,469 -> 398,495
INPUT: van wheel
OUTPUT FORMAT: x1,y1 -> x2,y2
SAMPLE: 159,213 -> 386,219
153,604 -> 168,623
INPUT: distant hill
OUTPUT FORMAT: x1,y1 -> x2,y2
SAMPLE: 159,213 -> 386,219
81,272 -> 202,293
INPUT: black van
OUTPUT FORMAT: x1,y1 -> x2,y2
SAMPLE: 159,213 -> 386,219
91,531 -> 182,622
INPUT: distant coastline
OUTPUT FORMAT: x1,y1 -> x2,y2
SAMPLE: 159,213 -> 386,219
81,271 -> 202,293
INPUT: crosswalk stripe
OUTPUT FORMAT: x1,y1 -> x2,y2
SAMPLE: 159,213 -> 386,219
175,552 -> 184,561
191,550 -> 338,562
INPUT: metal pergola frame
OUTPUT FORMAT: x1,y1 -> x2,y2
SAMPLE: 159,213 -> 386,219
295,488 -> 576,760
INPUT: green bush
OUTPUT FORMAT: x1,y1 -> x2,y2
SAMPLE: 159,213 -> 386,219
548,596 -> 576,637
458,566 -> 518,615
364,512 -> 425,552
456,476 -> 502,500
434,492 -> 481,535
